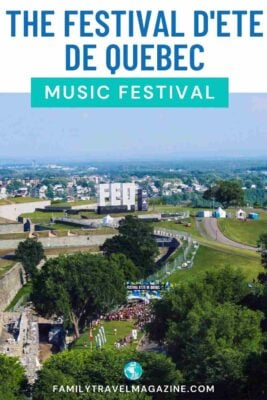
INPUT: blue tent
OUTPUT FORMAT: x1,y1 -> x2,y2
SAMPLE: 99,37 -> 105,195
248,213 -> 259,220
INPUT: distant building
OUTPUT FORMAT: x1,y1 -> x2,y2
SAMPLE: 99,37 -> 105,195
137,189 -> 148,211
97,182 -> 136,214
16,187 -> 28,197
0,187 -> 7,199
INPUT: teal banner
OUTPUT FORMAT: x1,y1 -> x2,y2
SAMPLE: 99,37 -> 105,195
31,77 -> 228,108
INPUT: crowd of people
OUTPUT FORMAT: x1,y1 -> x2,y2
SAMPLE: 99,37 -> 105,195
105,301 -> 152,349
105,301 -> 150,323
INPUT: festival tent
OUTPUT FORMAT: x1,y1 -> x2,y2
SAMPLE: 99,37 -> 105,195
213,207 -> 226,218
248,212 -> 259,220
102,214 -> 114,227
236,209 -> 247,220
196,210 -> 212,218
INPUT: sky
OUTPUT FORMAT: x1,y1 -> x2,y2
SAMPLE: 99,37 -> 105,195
0,94 -> 267,162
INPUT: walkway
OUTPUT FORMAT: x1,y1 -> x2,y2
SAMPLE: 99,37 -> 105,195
201,217 -> 256,251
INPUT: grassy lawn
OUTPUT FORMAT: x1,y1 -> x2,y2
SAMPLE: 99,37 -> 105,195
52,199 -> 97,207
0,228 -> 115,241
0,197 -> 43,205
38,227 -> 115,236
152,205 -> 198,214
218,218 -> 267,247
44,246 -> 100,256
20,211 -> 65,223
154,217 -> 202,240
5,282 -> 32,311
20,208 -> 162,224
166,245 -> 262,285
0,232 -> 29,240
72,320 -> 138,351
196,238 -> 259,259
0,259 -> 15,277
58,227 -> 115,236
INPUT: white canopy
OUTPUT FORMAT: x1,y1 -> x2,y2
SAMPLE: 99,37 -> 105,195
236,209 -> 246,219
217,207 -> 226,217
102,214 -> 114,226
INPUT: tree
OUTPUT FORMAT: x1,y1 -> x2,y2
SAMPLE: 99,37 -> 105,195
15,238 -> 45,280
7,180 -> 21,194
147,268 -> 264,398
245,351 -> 267,400
0,354 -> 27,400
32,253 -> 126,338
257,233 -> 267,251
257,233 -> 267,283
166,303 -> 263,382
203,180 -> 244,208
33,348 -> 181,400
149,267 -> 250,343
45,185 -> 54,199
101,216 -> 159,278
109,253 -> 141,281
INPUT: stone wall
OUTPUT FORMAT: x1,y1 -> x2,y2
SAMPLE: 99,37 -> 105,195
0,223 -> 24,234
0,200 -> 51,221
0,263 -> 26,312
0,234 -> 114,250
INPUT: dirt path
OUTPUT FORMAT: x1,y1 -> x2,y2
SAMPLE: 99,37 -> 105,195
198,218 -> 256,251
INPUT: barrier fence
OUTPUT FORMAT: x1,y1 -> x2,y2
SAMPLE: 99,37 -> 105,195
151,228 -> 199,281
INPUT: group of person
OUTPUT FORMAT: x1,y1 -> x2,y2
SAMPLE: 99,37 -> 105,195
106,301 -> 149,322
107,301 -> 152,349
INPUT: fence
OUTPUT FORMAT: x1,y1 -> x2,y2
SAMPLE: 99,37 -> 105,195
151,228 -> 199,281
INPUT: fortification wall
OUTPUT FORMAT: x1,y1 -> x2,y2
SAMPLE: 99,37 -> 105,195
0,200 -> 51,221
0,223 -> 24,234
0,263 -> 26,312
0,234 -> 114,250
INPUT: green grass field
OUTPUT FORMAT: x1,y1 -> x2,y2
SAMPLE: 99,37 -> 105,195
218,218 -> 267,247
0,227 -> 115,240
154,217 -> 201,239
19,204 -> 199,227
5,282 -> 32,311
20,211 -> 66,223
166,245 -> 262,285
72,320 -> 138,351
0,197 -> 42,205
0,259 -> 15,277
151,205 -> 198,214
44,246 -> 100,256
52,199 -> 97,207
20,209 -> 157,224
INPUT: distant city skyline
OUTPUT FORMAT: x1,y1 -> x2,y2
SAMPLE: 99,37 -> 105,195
0,94 -> 267,161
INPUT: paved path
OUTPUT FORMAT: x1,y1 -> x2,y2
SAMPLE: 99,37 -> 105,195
201,217 -> 256,251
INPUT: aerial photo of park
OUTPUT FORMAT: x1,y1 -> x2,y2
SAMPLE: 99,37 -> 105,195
0,93 -> 267,399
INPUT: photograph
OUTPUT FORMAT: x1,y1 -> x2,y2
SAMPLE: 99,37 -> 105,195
0,93 -> 267,399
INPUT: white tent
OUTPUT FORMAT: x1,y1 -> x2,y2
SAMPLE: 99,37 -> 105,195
216,207 -> 226,218
102,214 -> 114,227
236,209 -> 246,220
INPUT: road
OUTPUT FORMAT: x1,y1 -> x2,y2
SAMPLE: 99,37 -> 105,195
199,217 -> 256,251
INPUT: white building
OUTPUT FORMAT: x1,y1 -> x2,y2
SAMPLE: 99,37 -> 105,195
98,182 -> 136,210
0,187 -> 7,199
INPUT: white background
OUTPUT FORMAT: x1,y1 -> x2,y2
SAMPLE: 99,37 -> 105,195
0,0 -> 266,93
